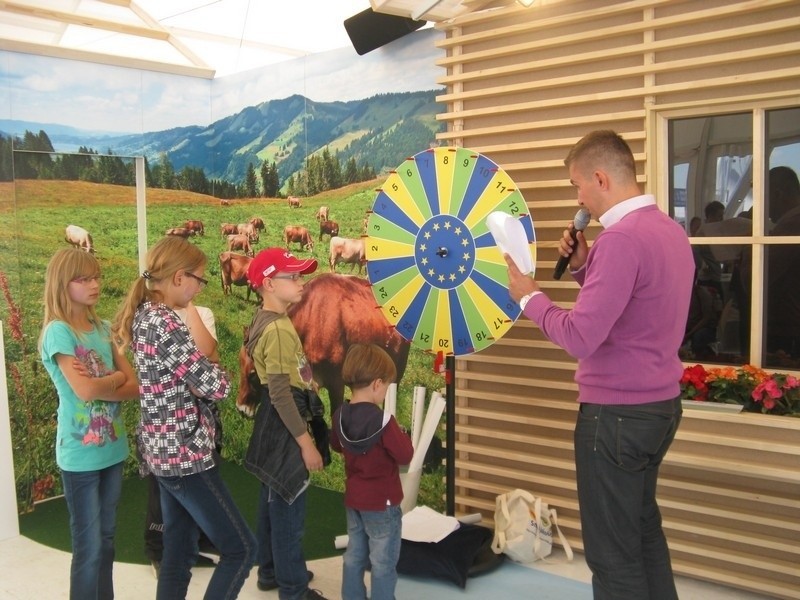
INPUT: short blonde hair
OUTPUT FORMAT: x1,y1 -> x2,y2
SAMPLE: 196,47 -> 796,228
342,343 -> 397,391
564,130 -> 636,183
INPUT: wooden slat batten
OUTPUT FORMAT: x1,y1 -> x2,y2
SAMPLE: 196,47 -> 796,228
435,0 -> 798,65
436,18 -> 800,86
436,110 -> 647,142
440,0 -> 800,597
438,43 -> 800,105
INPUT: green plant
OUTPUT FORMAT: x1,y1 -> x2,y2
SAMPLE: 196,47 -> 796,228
680,364 -> 800,416
1,270 -> 44,511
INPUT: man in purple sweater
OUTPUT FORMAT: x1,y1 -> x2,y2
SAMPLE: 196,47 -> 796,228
505,130 -> 694,600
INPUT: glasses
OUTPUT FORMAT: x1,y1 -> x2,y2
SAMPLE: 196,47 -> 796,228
185,272 -> 209,287
272,273 -> 302,281
71,274 -> 102,284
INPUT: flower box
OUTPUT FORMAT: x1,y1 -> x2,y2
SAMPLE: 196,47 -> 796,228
680,364 -> 800,416
680,399 -> 743,413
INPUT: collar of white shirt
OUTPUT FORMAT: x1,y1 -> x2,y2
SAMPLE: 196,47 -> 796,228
599,194 -> 656,229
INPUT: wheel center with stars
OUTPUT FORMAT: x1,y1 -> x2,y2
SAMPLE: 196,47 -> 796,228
415,214 -> 475,290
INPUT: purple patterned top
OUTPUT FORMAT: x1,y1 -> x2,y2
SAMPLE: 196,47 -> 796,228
132,302 -> 229,477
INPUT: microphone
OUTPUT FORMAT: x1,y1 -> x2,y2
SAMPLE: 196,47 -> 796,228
553,208 -> 591,280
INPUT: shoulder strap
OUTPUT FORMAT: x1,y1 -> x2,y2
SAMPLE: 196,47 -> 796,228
491,489 -> 535,554
547,506 -> 573,561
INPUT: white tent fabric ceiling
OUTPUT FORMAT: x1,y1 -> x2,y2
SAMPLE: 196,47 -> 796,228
0,0 -> 502,78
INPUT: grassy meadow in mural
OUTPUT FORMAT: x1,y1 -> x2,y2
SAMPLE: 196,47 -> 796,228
0,178 -> 445,512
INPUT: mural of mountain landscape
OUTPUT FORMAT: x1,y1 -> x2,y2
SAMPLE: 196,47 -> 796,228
1,89 -> 444,192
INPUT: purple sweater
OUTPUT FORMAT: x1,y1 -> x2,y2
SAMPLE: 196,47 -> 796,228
525,204 -> 693,405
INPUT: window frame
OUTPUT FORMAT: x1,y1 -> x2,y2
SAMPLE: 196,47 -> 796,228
650,97 -> 800,372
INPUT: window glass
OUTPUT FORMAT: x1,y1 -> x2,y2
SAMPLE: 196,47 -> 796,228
763,107 -> 800,368
671,114 -> 753,365
669,113 -> 753,234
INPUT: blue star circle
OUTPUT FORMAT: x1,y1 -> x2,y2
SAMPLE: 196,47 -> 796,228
414,214 -> 475,290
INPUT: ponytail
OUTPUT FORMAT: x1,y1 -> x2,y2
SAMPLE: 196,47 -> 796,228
112,276 -> 151,349
112,236 -> 206,349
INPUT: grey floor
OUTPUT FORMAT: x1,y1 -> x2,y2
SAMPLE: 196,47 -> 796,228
0,534 -> 774,599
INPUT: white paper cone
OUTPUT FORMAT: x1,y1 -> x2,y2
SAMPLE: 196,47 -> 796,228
400,468 -> 422,514
411,386 -> 426,449
458,513 -> 482,525
408,391 -> 445,474
383,382 -> 397,417
334,534 -> 348,549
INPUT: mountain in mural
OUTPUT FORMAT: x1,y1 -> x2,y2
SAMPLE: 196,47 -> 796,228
90,89 -> 443,184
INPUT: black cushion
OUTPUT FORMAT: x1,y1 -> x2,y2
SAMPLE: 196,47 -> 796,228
397,523 -> 502,588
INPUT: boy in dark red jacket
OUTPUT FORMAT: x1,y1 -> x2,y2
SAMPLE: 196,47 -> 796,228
330,344 -> 414,600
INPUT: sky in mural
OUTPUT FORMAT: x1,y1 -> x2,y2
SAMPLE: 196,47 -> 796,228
0,28 -> 443,135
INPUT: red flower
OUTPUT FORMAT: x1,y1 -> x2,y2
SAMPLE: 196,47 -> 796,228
680,364 -> 708,400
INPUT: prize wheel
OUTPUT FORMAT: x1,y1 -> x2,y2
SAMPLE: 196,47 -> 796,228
365,146 -> 536,356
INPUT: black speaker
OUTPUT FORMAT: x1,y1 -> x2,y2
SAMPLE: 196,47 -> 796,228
344,8 -> 426,55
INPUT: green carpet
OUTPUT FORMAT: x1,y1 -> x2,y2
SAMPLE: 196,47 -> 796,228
18,461 -> 347,564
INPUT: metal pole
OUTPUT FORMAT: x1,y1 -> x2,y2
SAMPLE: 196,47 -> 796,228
445,354 -> 455,516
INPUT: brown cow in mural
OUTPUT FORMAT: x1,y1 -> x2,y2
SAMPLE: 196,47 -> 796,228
235,274 -> 410,417
227,234 -> 253,256
329,236 -> 365,274
220,223 -> 238,237
315,206 -> 329,221
219,251 -> 253,300
165,227 -> 196,238
318,219 -> 339,241
183,220 -> 205,236
283,225 -> 314,252
236,222 -> 259,243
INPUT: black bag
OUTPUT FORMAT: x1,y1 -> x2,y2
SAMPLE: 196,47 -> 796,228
306,389 -> 331,467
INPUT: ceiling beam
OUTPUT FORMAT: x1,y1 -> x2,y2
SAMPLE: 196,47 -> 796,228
369,0 -> 499,21
0,0 -> 170,40
0,37 -> 215,79
125,0 -> 212,73
169,26 -> 310,58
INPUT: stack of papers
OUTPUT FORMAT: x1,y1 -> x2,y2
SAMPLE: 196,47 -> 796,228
401,505 -> 460,543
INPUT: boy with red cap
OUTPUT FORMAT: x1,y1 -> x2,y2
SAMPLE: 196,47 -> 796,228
243,248 -> 328,600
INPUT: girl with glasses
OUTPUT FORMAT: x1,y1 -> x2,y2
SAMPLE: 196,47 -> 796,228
113,236 -> 256,600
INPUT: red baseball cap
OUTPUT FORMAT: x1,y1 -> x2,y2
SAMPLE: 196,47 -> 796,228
247,247 -> 317,288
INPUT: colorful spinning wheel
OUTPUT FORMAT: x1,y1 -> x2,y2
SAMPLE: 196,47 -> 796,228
365,146 -> 536,356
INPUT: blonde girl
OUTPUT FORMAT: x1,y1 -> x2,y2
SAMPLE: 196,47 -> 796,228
39,247 -> 139,600
113,236 -> 255,600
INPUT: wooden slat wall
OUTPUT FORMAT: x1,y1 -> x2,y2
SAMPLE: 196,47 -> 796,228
436,1 -> 800,598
